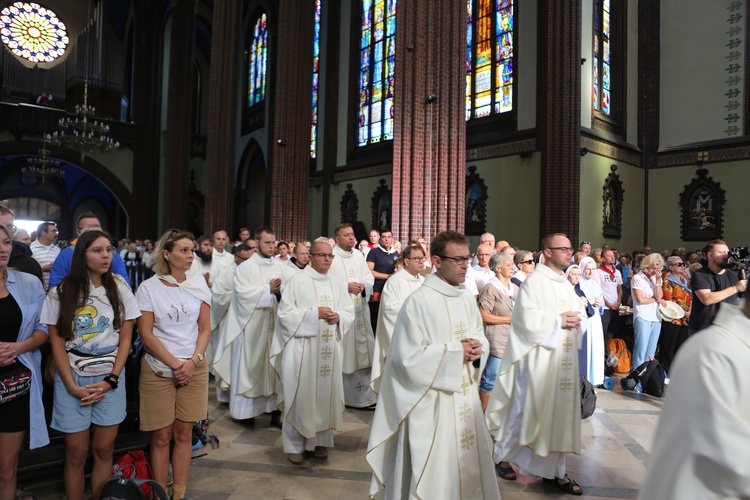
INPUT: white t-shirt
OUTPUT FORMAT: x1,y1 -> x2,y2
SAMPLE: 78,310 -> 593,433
596,267 -> 623,308
631,273 -> 660,322
136,276 -> 206,358
30,240 -> 60,291
41,280 -> 140,374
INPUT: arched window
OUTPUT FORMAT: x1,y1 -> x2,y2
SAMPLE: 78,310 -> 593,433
592,0 -> 611,115
248,13 -> 268,108
465,0 -> 514,121
358,0 -> 397,147
310,0 -> 321,158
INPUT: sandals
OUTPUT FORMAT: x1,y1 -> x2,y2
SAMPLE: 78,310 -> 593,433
543,474 -> 583,495
495,462 -> 517,481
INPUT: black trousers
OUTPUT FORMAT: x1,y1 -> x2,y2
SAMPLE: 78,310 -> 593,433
657,320 -> 689,375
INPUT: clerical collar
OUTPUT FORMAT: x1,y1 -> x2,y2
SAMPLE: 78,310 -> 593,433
378,244 -> 396,254
334,244 -> 353,255
290,257 -> 305,269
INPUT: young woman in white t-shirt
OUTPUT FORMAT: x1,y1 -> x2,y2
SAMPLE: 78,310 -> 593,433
42,230 -> 140,500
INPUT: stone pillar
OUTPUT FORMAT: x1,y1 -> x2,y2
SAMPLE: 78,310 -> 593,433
391,0 -> 466,243
130,0 -> 164,238
162,0 -> 196,230
269,0 -> 315,242
537,0 -> 582,243
204,0 -> 241,235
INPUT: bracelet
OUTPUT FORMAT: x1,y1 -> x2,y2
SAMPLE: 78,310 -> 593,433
190,358 -> 198,369
103,373 -> 120,390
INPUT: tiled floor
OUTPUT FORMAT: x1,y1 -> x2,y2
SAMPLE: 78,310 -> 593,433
27,375 -> 662,499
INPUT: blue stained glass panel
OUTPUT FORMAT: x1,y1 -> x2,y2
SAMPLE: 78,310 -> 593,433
248,13 -> 268,108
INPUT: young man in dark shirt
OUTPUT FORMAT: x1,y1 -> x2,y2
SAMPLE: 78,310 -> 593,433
366,229 -> 399,331
690,239 -> 747,335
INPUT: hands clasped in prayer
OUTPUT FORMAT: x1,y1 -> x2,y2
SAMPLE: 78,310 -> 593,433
461,337 -> 483,362
269,277 -> 282,294
561,311 -> 582,330
318,306 -> 340,325
348,282 -> 365,294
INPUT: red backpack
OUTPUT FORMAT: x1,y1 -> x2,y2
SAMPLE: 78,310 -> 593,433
111,450 -> 154,498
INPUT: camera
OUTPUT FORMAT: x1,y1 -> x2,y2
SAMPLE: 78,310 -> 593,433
727,246 -> 749,281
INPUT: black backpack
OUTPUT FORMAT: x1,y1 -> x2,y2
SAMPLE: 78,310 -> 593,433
580,375 -> 597,419
101,476 -> 169,500
624,360 -> 666,397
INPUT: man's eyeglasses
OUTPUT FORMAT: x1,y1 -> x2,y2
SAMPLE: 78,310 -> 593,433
519,259 -> 535,265
406,256 -> 425,262
311,253 -> 335,259
437,255 -> 472,265
87,246 -> 115,255
548,247 -> 575,253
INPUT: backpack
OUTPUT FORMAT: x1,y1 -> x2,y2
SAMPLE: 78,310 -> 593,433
625,360 -> 666,398
101,476 -> 169,500
111,451 -> 155,498
606,338 -> 631,374
580,376 -> 597,419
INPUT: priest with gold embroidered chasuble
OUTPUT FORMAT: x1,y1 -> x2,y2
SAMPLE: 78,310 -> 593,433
486,233 -> 587,496
271,240 -> 354,465
366,231 -> 501,500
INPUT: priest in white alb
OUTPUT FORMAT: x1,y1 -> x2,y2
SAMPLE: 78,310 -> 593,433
271,240 -> 354,465
209,243 -> 254,400
212,227 -> 289,426
366,231 -> 500,500
329,223 -> 378,408
370,243 -> 425,393
485,233 -> 587,495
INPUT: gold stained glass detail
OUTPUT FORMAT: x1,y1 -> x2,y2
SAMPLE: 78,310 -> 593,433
1,2 -> 69,63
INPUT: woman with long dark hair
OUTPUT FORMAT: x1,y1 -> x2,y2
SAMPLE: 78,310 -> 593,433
0,223 -> 49,500
41,230 -> 140,500
136,229 -> 210,500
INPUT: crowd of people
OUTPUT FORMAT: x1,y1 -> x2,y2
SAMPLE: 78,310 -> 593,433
1,201 -> 747,499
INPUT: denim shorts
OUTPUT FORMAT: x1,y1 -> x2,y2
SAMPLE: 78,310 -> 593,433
51,368 -> 126,433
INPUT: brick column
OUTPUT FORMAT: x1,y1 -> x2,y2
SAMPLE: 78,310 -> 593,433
537,0 -> 582,243
162,0 -> 195,230
392,0 -> 466,243
269,0 -> 315,242
130,0 -> 163,238
638,1 -> 660,246
204,0 -> 241,235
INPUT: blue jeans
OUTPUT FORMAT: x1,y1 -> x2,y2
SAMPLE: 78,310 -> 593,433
480,355 -> 502,393
632,316 -> 661,370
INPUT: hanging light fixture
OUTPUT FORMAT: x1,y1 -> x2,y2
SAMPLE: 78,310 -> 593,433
22,132 -> 64,182
48,0 -> 119,160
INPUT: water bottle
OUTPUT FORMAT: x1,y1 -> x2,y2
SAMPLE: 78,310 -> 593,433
634,381 -> 643,393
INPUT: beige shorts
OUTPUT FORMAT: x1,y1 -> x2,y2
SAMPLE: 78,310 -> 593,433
139,357 -> 208,431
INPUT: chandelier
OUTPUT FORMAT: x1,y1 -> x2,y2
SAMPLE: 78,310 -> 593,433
22,133 -> 64,182
49,79 -> 120,160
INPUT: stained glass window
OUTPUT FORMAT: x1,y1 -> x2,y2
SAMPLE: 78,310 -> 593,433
593,0 -> 611,115
465,0 -> 513,121
0,2 -> 69,63
248,13 -> 268,108
310,0 -> 321,158
358,0 -> 397,147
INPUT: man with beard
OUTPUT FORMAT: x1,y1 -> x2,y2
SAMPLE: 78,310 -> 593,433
486,234 -> 587,495
288,241 -> 310,272
213,227 -> 290,426
330,223 -> 377,408
689,239 -> 747,335
271,239 -> 354,464
190,235 -> 215,286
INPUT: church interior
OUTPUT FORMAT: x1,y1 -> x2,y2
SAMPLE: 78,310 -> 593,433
1,0 -> 746,498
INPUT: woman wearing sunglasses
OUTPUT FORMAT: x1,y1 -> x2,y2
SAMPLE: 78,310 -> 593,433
511,250 -> 535,287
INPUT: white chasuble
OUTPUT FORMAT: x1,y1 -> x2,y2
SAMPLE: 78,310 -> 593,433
367,274 -> 500,500
371,268 -> 424,393
207,261 -> 237,387
330,244 -> 378,407
485,264 -> 587,478
212,253 -> 290,419
271,266 -> 354,440
639,303 -> 750,500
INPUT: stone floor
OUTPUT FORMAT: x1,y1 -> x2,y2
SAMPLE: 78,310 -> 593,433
26,375 -> 662,499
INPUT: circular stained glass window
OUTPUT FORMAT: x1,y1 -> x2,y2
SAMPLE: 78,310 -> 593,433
0,2 -> 69,63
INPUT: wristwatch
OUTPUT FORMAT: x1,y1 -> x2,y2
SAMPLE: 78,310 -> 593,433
194,352 -> 205,364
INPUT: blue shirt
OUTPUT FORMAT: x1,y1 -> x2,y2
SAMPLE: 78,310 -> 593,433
6,270 -> 50,449
49,245 -> 131,289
